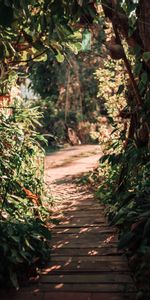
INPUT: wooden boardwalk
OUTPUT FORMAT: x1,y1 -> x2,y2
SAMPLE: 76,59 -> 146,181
1,187 -> 137,300
38,181 -> 136,300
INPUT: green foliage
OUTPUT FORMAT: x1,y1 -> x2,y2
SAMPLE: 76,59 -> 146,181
95,58 -> 127,121
28,35 -> 104,145
93,0 -> 150,292
0,0 -> 87,66
0,101 -> 51,288
97,134 -> 150,288
29,55 -> 59,98
82,29 -> 92,51
0,219 -> 51,289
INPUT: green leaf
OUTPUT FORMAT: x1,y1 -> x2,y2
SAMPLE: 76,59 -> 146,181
25,238 -> 35,251
143,218 -> 150,238
9,268 -> 19,290
117,84 -> 124,95
82,29 -> 91,51
56,51 -> 64,63
143,52 -> 150,62
141,72 -> 149,85
99,30 -> 105,44
99,154 -> 109,163
40,226 -> 51,240
74,42 -> 82,51
118,232 -> 134,250
134,62 -> 142,76
33,41 -> 44,51
34,53 -> 48,62
134,44 -> 141,57
86,4 -> 97,19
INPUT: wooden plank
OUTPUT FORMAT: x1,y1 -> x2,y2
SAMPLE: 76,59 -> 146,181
60,200 -> 100,204
41,261 -> 129,274
40,283 -> 136,292
50,255 -> 127,262
0,290 -> 43,300
58,219 -> 106,226
53,224 -> 108,228
59,216 -> 106,221
61,207 -> 105,212
41,269 -> 130,275
56,206 -> 102,212
58,206 -> 105,210
62,212 -> 105,217
40,273 -> 133,284
52,211 -> 104,217
51,243 -> 118,250
51,246 -> 121,255
57,206 -> 104,212
52,231 -> 116,237
51,234 -> 117,240
52,227 -> 116,234
92,293 -> 136,300
53,199 -> 98,204
51,233 -> 117,242
44,292 -> 92,300
43,292 -> 136,300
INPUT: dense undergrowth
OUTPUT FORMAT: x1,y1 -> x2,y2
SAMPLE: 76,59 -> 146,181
84,112 -> 150,294
89,1 -> 150,294
91,57 -> 150,294
0,102 -> 51,289
96,143 -> 150,291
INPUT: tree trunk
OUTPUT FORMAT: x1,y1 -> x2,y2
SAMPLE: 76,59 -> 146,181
65,67 -> 71,122
138,0 -> 150,69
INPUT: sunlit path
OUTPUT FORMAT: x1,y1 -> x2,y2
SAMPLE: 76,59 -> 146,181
40,145 -> 136,299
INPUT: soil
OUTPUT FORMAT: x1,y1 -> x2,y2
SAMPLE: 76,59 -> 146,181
45,144 -> 102,183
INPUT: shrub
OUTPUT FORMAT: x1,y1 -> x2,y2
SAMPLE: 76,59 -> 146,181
0,100 -> 51,289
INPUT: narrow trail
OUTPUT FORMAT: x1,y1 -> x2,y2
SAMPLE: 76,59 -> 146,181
2,145 -> 136,300
41,145 -> 136,299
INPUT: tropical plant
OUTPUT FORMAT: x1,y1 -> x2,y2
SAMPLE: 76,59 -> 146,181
0,100 -> 51,289
94,0 -> 150,292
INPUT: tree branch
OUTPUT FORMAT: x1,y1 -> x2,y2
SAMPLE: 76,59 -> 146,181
10,50 -> 48,65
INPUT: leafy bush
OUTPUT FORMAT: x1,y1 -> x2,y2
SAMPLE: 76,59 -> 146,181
97,142 -> 150,290
93,9 -> 150,289
0,101 -> 51,289
0,219 -> 51,289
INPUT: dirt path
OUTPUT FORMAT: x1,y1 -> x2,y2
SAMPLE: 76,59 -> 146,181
2,145 -> 136,300
40,145 -> 136,299
44,145 -> 102,183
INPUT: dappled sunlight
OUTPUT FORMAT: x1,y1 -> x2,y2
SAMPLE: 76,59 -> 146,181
88,250 -> 98,255
36,157 -> 132,295
42,265 -> 61,274
79,228 -> 89,233
64,260 -> 72,267
39,142 -> 134,295
49,189 -> 118,257
55,283 -> 64,289
104,235 -> 116,244
45,146 -> 102,185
